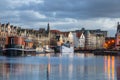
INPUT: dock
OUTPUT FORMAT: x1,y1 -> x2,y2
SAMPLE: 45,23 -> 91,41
75,49 -> 120,56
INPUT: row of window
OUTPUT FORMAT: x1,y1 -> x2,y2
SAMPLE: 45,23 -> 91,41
0,38 -> 6,41
1,29 -> 17,32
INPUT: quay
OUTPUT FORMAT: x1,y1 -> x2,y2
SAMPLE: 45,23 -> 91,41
75,49 -> 120,56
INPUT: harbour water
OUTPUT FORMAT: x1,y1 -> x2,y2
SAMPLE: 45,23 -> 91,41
0,53 -> 119,80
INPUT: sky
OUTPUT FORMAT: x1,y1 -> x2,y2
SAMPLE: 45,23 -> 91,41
0,0 -> 120,37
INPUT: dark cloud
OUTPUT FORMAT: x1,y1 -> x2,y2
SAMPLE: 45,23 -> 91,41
1,0 -> 120,19
44,0 -> 120,18
16,0 -> 120,19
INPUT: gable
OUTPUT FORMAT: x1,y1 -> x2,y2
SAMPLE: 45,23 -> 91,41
68,32 -> 74,38
80,33 -> 85,39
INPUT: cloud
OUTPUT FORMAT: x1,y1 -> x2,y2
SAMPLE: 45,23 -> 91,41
36,0 -> 120,18
0,0 -> 119,37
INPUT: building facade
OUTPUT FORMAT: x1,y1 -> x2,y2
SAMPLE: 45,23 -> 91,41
115,22 -> 120,50
76,32 -> 85,48
76,28 -> 107,49
0,22 -> 50,49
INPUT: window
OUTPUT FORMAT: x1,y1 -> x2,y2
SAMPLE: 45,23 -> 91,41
119,41 -> 120,45
11,38 -> 14,44
1,27 -> 4,31
5,28 -> 8,31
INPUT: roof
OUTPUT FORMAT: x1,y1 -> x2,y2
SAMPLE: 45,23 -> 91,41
50,30 -> 61,33
105,37 -> 115,40
76,32 -> 82,38
61,32 -> 69,37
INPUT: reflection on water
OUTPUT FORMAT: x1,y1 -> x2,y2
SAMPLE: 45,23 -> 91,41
104,56 -> 116,80
0,53 -> 119,80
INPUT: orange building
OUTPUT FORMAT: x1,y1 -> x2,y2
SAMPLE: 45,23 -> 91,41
5,36 -> 33,49
104,37 -> 115,49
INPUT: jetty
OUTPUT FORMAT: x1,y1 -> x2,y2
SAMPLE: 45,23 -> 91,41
75,49 -> 120,56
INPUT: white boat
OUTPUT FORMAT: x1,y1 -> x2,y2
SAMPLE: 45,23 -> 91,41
60,42 -> 74,57
44,48 -> 54,53
36,47 -> 45,53
61,46 -> 74,53
44,45 -> 54,53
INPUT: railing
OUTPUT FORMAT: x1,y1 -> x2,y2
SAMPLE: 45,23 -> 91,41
3,48 -> 36,51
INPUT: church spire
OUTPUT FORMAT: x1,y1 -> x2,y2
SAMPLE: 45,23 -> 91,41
47,23 -> 50,34
117,22 -> 120,32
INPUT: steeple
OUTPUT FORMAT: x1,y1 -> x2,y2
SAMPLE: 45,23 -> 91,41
47,23 -> 50,34
117,22 -> 120,33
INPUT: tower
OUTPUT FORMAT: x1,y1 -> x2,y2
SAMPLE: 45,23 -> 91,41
85,30 -> 91,49
46,23 -> 50,45
117,22 -> 120,33
115,22 -> 120,50
47,23 -> 50,34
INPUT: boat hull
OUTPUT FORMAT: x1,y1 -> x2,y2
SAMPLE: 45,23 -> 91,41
3,48 -> 36,56
61,46 -> 74,57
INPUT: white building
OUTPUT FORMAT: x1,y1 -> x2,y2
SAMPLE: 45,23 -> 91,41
85,31 -> 91,49
85,31 -> 105,49
76,32 -> 85,48
68,32 -> 74,43
79,33 -> 85,48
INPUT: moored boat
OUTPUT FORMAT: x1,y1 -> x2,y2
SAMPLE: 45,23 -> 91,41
36,47 -> 45,53
44,45 -> 54,53
60,41 -> 74,57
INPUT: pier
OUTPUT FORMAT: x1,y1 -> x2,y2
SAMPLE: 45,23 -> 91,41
75,49 -> 120,56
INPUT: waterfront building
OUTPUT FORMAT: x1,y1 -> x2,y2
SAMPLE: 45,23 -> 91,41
61,32 -> 69,43
115,22 -> 120,50
50,31 -> 76,47
50,28 -> 106,49
76,32 -> 85,48
50,30 -> 61,46
5,36 -> 33,49
104,37 -> 115,49
62,32 -> 74,46
76,28 -> 107,49
73,32 -> 78,48
85,30 -> 91,49
0,23 -> 18,48
68,32 -> 74,43
76,28 -> 107,37
0,22 -> 50,49
96,34 -> 105,49
85,31 -> 105,49
0,22 -> 107,50
90,33 -> 96,49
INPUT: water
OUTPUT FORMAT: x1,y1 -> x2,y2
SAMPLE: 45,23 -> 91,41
0,53 -> 119,80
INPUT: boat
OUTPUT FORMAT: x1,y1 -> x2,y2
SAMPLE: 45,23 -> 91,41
60,42 -> 74,57
36,47 -> 45,53
44,45 -> 54,53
